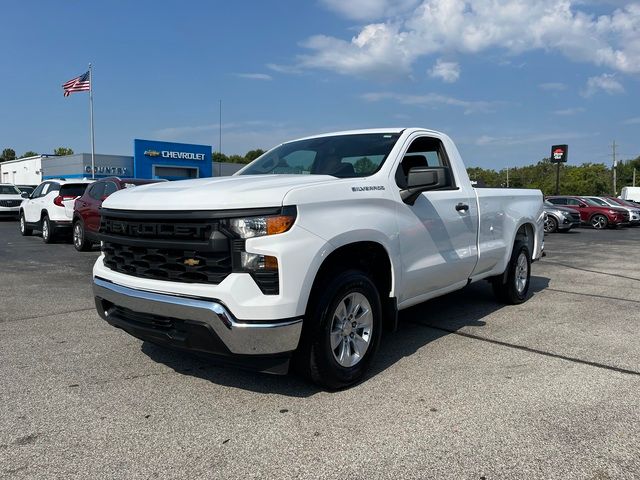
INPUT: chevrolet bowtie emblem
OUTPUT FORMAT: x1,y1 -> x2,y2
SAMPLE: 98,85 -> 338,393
144,149 -> 160,157
183,258 -> 200,266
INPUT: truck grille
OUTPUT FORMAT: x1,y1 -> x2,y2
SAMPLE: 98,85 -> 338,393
99,209 -> 280,294
102,242 -> 232,284
0,200 -> 21,207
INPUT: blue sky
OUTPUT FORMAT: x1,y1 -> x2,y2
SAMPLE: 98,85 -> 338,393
1,0 -> 639,169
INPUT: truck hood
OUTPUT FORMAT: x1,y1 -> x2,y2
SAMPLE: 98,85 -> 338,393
102,174 -> 337,211
0,194 -> 24,202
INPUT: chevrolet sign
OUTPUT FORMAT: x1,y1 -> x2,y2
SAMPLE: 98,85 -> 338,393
161,151 -> 205,160
144,150 -> 161,157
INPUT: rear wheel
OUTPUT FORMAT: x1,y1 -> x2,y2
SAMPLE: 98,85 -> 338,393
492,241 -> 531,305
19,212 -> 32,236
297,270 -> 382,390
73,220 -> 93,251
41,215 -> 55,243
544,215 -> 558,233
591,214 -> 608,230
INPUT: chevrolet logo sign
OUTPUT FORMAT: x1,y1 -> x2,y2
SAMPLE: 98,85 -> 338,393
183,258 -> 201,267
144,149 -> 161,157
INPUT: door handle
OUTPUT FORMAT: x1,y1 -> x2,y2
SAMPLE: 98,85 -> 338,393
455,203 -> 469,212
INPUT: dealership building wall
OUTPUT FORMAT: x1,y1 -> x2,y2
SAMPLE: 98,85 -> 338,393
0,155 -> 43,185
42,154 -> 133,179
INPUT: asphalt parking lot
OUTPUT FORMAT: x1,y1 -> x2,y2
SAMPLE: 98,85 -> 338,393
1,220 -> 638,479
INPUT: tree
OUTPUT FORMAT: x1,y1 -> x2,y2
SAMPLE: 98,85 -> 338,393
354,157 -> 377,175
1,148 -> 16,162
245,149 -> 265,162
54,147 -> 74,156
20,151 -> 39,158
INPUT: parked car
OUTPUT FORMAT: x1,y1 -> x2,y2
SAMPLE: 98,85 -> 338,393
15,185 -> 37,196
19,179 -> 94,242
72,177 -> 164,251
546,195 -> 629,229
584,196 -> 640,225
604,196 -> 640,216
92,128 -> 544,389
543,200 -> 581,233
0,183 -> 24,219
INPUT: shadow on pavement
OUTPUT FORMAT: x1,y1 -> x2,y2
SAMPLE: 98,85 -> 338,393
140,275 -> 550,397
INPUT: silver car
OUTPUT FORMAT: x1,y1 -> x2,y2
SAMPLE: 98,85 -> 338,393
543,200 -> 581,233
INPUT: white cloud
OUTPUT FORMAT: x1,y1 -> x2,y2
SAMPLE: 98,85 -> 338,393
320,0 -> 419,21
475,131 -> 593,146
266,63 -> 304,74
539,82 -> 568,91
428,59 -> 460,82
295,1 -> 640,77
553,107 -> 586,115
235,73 -> 273,81
581,73 -> 625,97
362,91 -> 498,114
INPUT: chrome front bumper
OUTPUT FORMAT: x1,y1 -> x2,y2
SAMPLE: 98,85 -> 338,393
92,277 -> 302,356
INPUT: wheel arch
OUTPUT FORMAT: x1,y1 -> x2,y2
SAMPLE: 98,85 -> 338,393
304,240 -> 398,332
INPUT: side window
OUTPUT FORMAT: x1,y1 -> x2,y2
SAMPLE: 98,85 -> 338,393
47,183 -> 60,195
89,182 -> 106,200
395,136 -> 454,189
103,182 -> 118,197
41,183 -> 51,196
31,183 -> 45,198
566,198 -> 580,206
548,198 -> 565,205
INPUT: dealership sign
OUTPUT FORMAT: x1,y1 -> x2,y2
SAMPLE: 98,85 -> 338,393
551,144 -> 568,163
144,149 -> 205,161
85,165 -> 129,175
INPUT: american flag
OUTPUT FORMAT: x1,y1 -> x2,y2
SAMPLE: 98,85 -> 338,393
62,71 -> 90,97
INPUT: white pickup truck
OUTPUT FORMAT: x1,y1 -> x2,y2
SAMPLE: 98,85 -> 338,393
92,128 -> 544,389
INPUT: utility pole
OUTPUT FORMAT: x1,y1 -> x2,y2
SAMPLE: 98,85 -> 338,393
633,168 -> 636,187
612,140 -> 617,196
506,167 -> 509,188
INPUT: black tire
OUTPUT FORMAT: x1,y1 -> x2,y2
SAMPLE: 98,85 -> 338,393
492,241 -> 531,305
19,212 -> 32,236
590,214 -> 608,230
41,215 -> 55,243
72,220 -> 93,251
544,215 -> 558,233
296,270 -> 382,390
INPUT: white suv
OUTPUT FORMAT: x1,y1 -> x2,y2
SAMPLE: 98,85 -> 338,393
0,183 -> 24,219
20,179 -> 93,242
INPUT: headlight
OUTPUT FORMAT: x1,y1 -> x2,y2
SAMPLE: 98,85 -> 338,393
229,208 -> 296,239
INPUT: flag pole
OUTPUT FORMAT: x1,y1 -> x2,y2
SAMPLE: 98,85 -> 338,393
89,63 -> 96,179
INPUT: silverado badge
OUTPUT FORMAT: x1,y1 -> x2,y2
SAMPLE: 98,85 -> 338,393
183,258 -> 201,266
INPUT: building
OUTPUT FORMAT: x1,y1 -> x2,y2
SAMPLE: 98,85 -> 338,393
0,155 -> 44,185
1,139 -> 217,184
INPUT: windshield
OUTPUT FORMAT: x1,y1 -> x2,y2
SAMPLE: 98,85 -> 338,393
586,197 -> 608,206
0,185 -> 21,195
239,133 -> 401,178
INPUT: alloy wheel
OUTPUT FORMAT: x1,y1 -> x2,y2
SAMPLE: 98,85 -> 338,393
329,292 -> 373,368
515,252 -> 529,294
73,223 -> 83,249
591,215 -> 607,229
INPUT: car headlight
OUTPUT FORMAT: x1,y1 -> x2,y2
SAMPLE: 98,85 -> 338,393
229,208 -> 296,239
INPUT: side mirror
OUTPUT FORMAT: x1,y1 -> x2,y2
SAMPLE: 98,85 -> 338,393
21,192 -> 28,198
401,166 -> 449,205
578,203 -> 587,208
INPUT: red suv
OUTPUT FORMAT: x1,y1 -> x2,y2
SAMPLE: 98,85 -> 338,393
72,177 -> 163,251
546,195 -> 629,229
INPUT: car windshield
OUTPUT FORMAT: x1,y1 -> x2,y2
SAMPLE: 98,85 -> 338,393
238,133 -> 401,178
585,197 -> 608,206
0,185 -> 21,195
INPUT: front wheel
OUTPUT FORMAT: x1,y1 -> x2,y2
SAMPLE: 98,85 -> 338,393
544,215 -> 558,233
591,214 -> 608,230
19,212 -> 32,236
297,270 -> 382,390
73,220 -> 93,251
492,241 -> 531,305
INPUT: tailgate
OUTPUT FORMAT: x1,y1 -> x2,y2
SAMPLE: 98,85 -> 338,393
59,183 -> 91,220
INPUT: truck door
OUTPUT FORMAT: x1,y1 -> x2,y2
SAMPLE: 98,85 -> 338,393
394,135 -> 479,303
